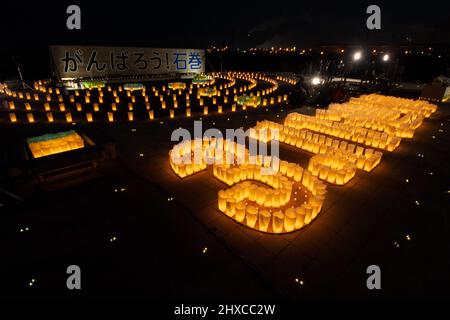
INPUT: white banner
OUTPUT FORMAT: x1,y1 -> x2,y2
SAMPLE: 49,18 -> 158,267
50,45 -> 205,80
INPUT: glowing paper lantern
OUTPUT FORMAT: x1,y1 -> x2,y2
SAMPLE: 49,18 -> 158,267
46,112 -> 54,122
9,113 -> 17,122
272,211 -> 285,233
284,208 -> 297,232
26,112 -> 36,123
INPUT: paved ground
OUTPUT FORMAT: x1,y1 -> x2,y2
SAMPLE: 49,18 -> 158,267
2,101 -> 450,299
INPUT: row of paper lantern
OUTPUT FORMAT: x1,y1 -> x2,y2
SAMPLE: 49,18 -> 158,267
285,112 -> 401,151
308,153 -> 356,185
251,120 -> 383,173
326,104 -> 418,139
352,94 -> 437,117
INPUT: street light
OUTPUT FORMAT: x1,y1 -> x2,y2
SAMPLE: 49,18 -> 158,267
382,53 -> 390,62
311,76 -> 322,85
353,51 -> 362,61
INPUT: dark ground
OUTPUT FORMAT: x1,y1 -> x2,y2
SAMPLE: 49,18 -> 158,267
1,100 -> 450,300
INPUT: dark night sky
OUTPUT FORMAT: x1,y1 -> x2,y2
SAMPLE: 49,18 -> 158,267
1,0 -> 450,49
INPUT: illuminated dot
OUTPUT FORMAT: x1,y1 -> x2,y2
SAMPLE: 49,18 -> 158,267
202,247 -> 208,254
110,236 -> 117,242
406,235 -> 411,241
393,241 -> 400,248
405,179 -> 409,183
139,153 -> 144,157
131,128 -> 136,132
168,197 -> 174,202
28,279 -> 36,287
415,200 -> 420,206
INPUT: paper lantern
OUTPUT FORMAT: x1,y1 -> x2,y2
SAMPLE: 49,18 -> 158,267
111,103 -> 117,111
245,205 -> 258,228
59,103 -> 66,112
218,190 -> 227,212
86,113 -> 93,122
272,211 -> 285,233
294,207 -> 305,229
284,208 -> 297,232
46,112 -> 54,122
170,110 -> 175,118
148,110 -> 154,120
107,112 -> 114,122
225,199 -> 236,217
65,112 -> 72,123
44,103 -> 51,111
258,210 -> 271,232
76,103 -> 82,111
128,112 -> 134,121
235,202 -> 246,223
186,108 -> 191,117
128,103 -> 133,111
203,106 -> 208,115
27,112 -> 34,123
9,113 -> 17,123
94,103 -> 99,112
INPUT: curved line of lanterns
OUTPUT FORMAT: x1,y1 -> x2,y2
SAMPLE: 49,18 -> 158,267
1,72 -> 294,124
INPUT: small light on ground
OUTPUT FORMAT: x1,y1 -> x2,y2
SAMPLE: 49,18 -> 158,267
28,279 -> 36,287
